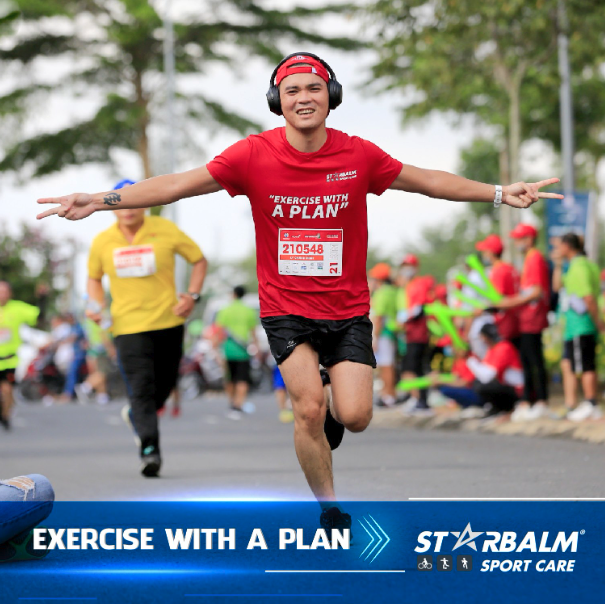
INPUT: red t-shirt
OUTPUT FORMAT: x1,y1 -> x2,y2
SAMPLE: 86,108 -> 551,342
405,277 -> 431,343
452,358 -> 474,386
518,249 -> 550,333
490,261 -> 520,340
483,340 -> 524,396
207,128 -> 402,319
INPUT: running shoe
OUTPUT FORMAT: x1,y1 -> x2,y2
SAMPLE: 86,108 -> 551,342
375,396 -> 397,408
140,446 -> 161,478
320,507 -> 353,543
324,406 -> 345,450
510,402 -> 532,422
227,407 -> 244,421
567,400 -> 604,421
74,383 -> 92,405
279,409 -> 294,423
121,405 -> 141,447
525,401 -> 556,420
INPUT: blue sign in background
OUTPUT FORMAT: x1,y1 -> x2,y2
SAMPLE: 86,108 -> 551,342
1,501 -> 603,603
545,192 -> 594,250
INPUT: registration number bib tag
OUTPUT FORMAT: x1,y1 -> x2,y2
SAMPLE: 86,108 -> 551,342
113,245 -> 157,278
278,229 -> 343,277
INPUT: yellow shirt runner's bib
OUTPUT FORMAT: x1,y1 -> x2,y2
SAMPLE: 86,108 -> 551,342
88,216 -> 203,337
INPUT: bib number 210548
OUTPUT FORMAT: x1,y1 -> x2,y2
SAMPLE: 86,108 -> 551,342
278,229 -> 342,277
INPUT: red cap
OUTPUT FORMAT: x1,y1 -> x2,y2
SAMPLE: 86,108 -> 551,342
401,254 -> 419,267
475,234 -> 504,255
275,55 -> 330,87
434,284 -> 448,302
369,263 -> 391,281
509,223 -> 538,239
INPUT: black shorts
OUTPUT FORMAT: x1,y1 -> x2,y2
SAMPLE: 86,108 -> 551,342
401,342 -> 428,375
261,315 -> 376,368
0,369 -> 15,384
227,359 -> 251,384
563,335 -> 596,373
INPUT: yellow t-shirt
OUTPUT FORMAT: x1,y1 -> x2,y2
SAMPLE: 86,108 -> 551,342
88,216 -> 203,336
0,300 -> 40,370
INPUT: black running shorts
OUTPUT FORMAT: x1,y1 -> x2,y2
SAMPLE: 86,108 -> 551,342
563,334 -> 596,374
0,369 -> 15,384
261,314 -> 376,368
226,359 -> 251,384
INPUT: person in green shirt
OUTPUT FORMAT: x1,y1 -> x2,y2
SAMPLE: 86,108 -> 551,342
0,281 -> 47,429
369,263 -> 398,406
553,233 -> 603,421
215,286 -> 259,420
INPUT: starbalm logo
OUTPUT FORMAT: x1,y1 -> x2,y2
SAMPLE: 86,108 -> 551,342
326,170 -> 357,183
415,523 -> 582,553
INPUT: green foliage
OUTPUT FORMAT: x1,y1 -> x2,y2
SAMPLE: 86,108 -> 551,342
0,223 -> 64,306
365,0 -> 605,179
0,0 -> 363,182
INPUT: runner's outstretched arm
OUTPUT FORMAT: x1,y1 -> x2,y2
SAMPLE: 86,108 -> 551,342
37,166 -> 222,221
389,165 -> 564,209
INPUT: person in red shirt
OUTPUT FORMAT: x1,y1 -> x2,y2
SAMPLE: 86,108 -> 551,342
474,234 -> 520,343
36,52 -> 562,530
466,323 -> 524,417
396,255 -> 432,413
495,224 -> 550,420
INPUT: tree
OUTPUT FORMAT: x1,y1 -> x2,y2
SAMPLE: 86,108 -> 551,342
0,0 -> 361,182
0,223 -> 68,310
365,0 -> 605,243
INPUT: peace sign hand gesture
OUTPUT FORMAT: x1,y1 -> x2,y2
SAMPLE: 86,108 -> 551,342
503,178 -> 564,209
36,192 -> 96,221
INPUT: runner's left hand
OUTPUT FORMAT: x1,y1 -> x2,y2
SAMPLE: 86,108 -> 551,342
502,179 -> 564,209
172,293 -> 195,318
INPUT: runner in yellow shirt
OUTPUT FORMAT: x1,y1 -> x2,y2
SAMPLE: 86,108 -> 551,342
87,179 -> 207,477
0,282 -> 47,430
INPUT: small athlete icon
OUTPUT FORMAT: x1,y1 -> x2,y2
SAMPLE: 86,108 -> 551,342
441,557 -> 450,570
418,557 -> 432,570
462,558 -> 469,570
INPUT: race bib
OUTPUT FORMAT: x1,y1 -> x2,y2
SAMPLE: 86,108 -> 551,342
278,229 -> 343,277
113,245 -> 157,278
0,328 -> 12,344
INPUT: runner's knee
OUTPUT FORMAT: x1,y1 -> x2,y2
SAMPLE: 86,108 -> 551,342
293,398 -> 325,432
339,406 -> 372,433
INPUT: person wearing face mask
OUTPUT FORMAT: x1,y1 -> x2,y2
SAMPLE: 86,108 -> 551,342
494,224 -> 550,421
474,234 -> 520,344
396,255 -> 432,414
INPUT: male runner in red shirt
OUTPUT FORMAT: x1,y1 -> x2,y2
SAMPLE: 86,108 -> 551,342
36,52 -> 562,531
495,224 -> 551,421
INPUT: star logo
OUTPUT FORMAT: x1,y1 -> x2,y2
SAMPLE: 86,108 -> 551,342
451,523 -> 484,551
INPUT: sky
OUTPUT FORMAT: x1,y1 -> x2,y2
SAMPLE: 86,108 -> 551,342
1,2 -> 600,293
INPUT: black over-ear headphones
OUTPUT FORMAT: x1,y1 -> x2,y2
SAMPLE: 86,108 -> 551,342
266,52 -> 343,116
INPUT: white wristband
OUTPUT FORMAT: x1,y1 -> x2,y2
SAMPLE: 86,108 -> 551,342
494,185 -> 503,208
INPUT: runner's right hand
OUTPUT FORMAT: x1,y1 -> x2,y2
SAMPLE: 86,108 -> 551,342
37,192 -> 96,221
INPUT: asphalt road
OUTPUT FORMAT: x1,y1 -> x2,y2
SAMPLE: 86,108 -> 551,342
2,392 -> 604,501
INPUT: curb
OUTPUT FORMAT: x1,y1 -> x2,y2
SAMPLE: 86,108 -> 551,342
371,408 -> 605,445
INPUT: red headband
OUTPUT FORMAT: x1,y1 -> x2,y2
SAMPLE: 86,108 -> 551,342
275,55 -> 330,86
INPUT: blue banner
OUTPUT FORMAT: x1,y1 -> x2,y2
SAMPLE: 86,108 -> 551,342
545,191 -> 596,254
1,501 -> 603,603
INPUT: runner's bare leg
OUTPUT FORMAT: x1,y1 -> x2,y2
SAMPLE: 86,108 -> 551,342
279,343 -> 335,503
327,361 -> 373,432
